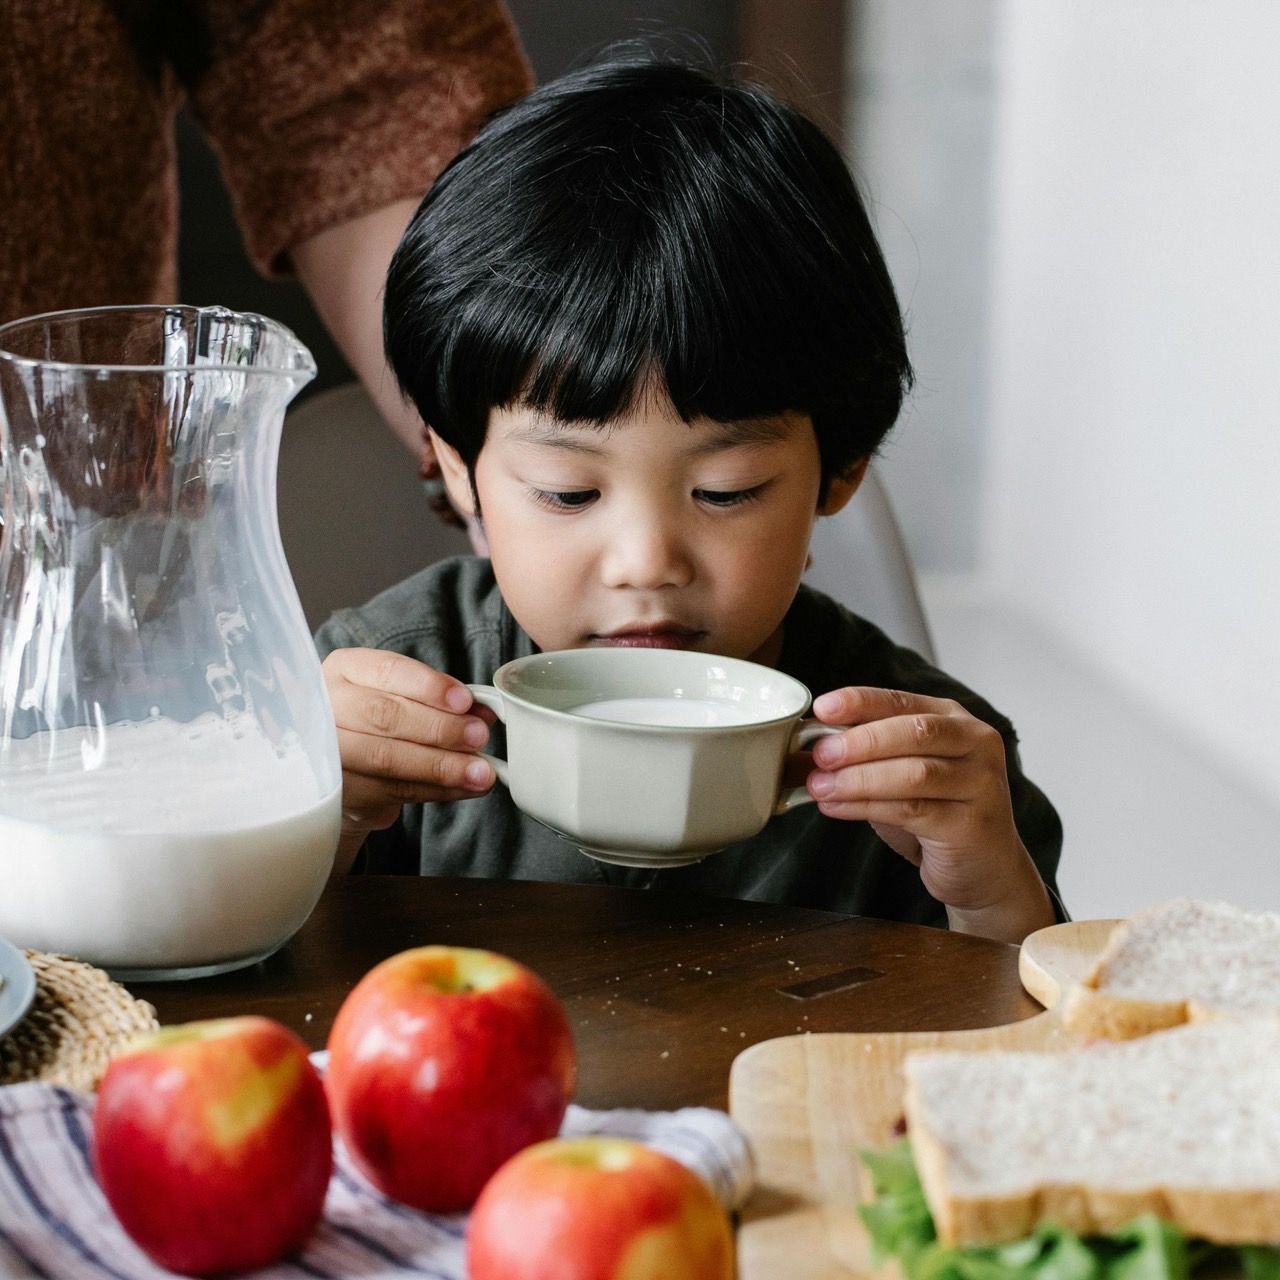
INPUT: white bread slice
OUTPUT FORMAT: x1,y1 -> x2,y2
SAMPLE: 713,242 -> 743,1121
902,1018 -> 1280,1247
1062,898 -> 1280,1041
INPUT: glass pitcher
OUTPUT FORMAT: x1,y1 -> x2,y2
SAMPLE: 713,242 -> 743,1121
0,305 -> 342,980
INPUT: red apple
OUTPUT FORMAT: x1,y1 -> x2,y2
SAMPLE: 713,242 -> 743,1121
93,1016 -> 331,1276
468,1136 -> 735,1280
326,944 -> 576,1212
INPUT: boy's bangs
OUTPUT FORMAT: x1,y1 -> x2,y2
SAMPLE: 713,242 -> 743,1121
387,58 -> 911,470
443,196 -> 848,434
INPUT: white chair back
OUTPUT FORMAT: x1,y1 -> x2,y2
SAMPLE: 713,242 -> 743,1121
804,465 -> 937,663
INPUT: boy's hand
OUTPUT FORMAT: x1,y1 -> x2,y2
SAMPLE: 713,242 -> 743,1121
323,648 -> 496,872
805,686 -> 1054,944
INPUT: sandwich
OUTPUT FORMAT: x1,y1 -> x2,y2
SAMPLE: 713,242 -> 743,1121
1063,898 -> 1280,1041
861,1018 -> 1280,1279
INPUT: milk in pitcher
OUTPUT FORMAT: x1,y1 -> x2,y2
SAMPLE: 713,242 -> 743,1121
0,714 -> 340,975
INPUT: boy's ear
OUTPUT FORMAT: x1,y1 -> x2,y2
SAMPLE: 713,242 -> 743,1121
817,457 -> 871,517
427,429 -> 477,518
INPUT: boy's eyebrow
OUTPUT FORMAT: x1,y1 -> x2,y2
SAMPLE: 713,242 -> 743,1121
689,416 -> 798,454
504,414 -> 798,455
505,424 -> 606,454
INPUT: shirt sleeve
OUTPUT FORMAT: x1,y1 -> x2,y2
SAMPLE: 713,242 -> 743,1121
186,0 -> 533,276
1004,735 -> 1069,921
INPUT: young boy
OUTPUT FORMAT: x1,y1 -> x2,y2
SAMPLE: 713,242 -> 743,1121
317,57 -> 1064,945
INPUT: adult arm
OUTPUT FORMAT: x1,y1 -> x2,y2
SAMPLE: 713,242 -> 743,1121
291,197 -> 424,454
185,0 -> 533,457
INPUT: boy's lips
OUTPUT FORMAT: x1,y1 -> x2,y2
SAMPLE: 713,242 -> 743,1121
591,624 -> 707,650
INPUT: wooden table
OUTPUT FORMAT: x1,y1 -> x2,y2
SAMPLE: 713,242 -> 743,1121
131,877 -> 1041,1112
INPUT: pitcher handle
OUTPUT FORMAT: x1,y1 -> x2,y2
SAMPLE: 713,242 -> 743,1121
774,719 -> 849,815
466,684 -> 509,787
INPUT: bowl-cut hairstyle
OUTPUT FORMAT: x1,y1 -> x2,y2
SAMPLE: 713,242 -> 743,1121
384,56 -> 913,494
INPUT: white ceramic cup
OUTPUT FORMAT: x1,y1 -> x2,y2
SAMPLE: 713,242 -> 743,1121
467,648 -> 846,868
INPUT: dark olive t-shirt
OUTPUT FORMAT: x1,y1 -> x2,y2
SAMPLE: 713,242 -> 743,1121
314,557 -> 1065,928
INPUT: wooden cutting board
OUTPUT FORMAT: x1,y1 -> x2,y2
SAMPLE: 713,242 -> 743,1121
729,917 -> 1118,1280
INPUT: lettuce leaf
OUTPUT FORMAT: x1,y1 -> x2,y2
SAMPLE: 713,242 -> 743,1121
858,1141 -> 1280,1280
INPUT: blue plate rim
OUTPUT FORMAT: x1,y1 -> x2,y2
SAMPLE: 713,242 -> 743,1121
0,936 -> 37,1041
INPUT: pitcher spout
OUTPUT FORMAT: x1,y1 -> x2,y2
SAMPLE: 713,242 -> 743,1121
185,305 -> 317,394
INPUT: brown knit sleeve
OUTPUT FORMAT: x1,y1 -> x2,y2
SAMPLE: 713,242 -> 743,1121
186,0 -> 533,277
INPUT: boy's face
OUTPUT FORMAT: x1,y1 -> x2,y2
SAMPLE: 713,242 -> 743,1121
433,396 -> 862,665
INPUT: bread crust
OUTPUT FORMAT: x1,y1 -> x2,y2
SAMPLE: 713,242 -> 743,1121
918,1180 -> 1280,1247
1061,898 -> 1280,1041
1061,984 -> 1189,1040
901,1019 -> 1280,1248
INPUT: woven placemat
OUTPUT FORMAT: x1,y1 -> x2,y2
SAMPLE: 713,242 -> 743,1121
0,952 -> 159,1091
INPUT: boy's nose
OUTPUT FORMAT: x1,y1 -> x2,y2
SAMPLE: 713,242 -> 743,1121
599,516 -> 695,591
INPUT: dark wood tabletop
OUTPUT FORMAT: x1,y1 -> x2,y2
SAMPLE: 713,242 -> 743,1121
129,877 -> 1042,1112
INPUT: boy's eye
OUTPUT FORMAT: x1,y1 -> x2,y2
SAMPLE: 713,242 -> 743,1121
693,484 -> 768,508
529,487 -> 598,511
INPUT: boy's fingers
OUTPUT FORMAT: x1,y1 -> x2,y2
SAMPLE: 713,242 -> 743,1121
808,756 -> 979,806
326,650 -> 491,749
815,796 -> 969,838
342,771 -> 487,811
334,684 -> 489,752
810,712 -> 994,770
811,686 -> 959,724
338,728 -> 494,795
328,648 -> 478,714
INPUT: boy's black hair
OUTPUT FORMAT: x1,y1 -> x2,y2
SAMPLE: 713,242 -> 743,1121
384,56 -> 912,492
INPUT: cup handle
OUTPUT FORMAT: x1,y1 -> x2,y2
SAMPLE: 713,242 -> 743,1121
465,684 -> 510,787
774,719 -> 849,815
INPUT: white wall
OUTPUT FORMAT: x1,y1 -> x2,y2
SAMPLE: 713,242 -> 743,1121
848,1 -> 1280,812
985,2 -> 1280,807
845,0 -> 999,572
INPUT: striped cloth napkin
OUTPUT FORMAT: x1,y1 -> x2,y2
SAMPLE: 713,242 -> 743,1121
0,1057 -> 754,1279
